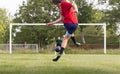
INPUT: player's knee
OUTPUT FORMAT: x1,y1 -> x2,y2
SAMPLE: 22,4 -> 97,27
64,35 -> 70,40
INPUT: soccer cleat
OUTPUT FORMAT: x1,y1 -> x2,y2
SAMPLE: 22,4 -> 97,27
53,47 -> 64,62
52,56 -> 60,62
75,42 -> 81,47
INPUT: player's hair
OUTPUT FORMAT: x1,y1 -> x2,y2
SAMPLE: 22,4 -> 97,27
52,0 -> 62,5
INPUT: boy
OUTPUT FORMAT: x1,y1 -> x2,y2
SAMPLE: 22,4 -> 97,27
55,36 -> 62,52
56,36 -> 62,47
46,0 -> 79,61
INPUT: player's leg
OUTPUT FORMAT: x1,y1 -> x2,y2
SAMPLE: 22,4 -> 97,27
53,23 -> 78,61
53,35 -> 70,61
71,34 -> 81,46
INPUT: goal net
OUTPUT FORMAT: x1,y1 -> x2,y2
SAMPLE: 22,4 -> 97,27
9,23 -> 106,54
0,44 -> 38,53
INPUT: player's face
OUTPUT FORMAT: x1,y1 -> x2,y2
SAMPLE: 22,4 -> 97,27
58,37 -> 60,39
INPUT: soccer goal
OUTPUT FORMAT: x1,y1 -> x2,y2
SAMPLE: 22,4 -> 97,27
0,44 -> 38,53
9,23 -> 106,54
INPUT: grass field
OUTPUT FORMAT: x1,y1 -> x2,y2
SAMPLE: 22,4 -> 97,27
0,54 -> 120,74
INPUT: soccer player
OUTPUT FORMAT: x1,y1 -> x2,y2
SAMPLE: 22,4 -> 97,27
46,0 -> 79,61
55,36 -> 62,52
56,36 -> 62,47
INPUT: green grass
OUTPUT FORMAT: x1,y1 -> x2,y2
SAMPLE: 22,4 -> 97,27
1,48 -> 120,54
0,54 -> 120,74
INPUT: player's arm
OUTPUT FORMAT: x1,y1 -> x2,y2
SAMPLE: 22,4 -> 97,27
46,15 -> 63,26
66,0 -> 78,14
72,0 -> 78,14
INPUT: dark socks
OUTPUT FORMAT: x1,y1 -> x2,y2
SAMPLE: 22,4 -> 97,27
71,37 -> 80,47
53,47 -> 64,62
71,37 -> 76,45
59,47 -> 64,54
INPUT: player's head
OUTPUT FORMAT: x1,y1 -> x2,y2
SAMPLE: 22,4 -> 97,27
52,0 -> 62,5
58,36 -> 61,40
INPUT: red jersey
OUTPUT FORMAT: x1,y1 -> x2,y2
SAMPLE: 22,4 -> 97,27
60,2 -> 78,24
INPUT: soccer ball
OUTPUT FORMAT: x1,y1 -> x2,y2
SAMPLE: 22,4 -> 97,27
55,46 -> 61,52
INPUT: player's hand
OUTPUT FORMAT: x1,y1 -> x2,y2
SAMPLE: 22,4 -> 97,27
74,9 -> 78,14
46,23 -> 53,26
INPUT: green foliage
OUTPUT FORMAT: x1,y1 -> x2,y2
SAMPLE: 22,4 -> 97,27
76,0 -> 104,38
13,0 -> 119,46
13,0 -> 61,47
77,0 -> 93,23
109,0 -> 120,6
13,25 -> 65,48
0,8 -> 10,43
13,0 -> 59,23
99,0 -> 120,36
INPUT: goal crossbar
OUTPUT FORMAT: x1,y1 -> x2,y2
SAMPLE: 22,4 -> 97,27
9,23 -> 106,54
11,23 -> 105,26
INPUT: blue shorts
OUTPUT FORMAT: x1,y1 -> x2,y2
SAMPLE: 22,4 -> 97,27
64,23 -> 78,36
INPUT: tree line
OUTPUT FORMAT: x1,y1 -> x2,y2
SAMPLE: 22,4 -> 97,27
0,0 -> 119,47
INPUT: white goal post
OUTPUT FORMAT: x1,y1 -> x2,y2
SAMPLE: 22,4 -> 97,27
9,23 -> 106,54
